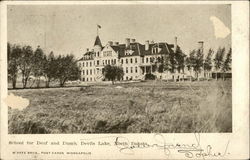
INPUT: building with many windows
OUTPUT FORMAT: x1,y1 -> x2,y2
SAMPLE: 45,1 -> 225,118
78,35 -> 185,82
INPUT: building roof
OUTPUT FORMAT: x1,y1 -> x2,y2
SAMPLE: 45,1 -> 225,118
94,36 -> 102,47
79,41 -> 176,61
116,42 -> 175,58
80,51 -> 95,61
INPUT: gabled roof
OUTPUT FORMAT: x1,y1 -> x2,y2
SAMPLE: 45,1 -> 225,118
94,36 -> 102,47
80,41 -> 177,60
116,43 -> 143,58
108,42 -> 176,58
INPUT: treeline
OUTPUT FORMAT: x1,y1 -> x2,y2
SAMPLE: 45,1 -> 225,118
7,43 -> 80,89
159,46 -> 232,80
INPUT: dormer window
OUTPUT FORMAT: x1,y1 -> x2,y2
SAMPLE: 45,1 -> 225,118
152,47 -> 158,54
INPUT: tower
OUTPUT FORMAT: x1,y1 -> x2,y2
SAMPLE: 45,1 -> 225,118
93,35 -> 102,53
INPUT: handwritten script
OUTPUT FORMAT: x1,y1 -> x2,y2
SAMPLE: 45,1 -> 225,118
81,133 -> 230,159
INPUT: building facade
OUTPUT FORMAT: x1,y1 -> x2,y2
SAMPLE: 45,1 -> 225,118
77,35 -> 187,82
77,35 -> 229,82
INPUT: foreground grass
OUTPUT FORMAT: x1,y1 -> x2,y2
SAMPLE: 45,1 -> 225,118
8,80 -> 232,133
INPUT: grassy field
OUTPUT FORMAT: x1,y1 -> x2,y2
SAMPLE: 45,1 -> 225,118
8,80 -> 232,134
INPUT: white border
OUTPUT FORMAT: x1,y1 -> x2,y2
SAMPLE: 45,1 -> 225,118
1,1 -> 249,159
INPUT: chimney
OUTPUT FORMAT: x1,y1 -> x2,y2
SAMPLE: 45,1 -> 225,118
131,39 -> 136,43
86,48 -> 89,52
174,37 -> 177,53
145,40 -> 149,51
198,41 -> 204,53
108,41 -> 113,46
125,38 -> 130,48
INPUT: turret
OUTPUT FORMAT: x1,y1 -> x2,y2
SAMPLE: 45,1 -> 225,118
94,35 -> 102,53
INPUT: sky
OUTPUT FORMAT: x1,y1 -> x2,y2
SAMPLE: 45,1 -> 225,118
7,4 -> 231,59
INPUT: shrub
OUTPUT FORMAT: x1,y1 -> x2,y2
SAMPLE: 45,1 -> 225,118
145,73 -> 156,80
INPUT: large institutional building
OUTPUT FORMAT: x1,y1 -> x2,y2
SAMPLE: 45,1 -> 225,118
77,35 -> 187,82
77,34 -> 231,82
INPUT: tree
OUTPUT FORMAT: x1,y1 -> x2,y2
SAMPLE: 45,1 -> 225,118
169,51 -> 177,73
213,47 -> 226,80
115,66 -> 124,81
103,65 -> 124,84
188,49 -> 203,80
185,55 -> 193,82
162,54 -> 171,81
175,46 -> 186,73
43,51 -> 56,87
203,48 -> 213,80
221,48 -> 232,80
7,43 -> 21,89
54,54 -> 80,87
32,46 -> 46,87
19,45 -> 34,88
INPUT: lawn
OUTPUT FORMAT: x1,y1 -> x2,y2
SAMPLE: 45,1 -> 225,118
8,80 -> 232,134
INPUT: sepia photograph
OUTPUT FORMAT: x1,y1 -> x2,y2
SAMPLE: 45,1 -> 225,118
6,4 -> 232,134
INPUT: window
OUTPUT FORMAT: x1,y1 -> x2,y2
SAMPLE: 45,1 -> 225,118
108,60 -> 110,65
105,60 -> 107,64
142,57 -> 144,63
86,70 -> 88,75
146,57 -> 148,63
135,58 -> 137,63
111,59 -> 113,64
126,67 -> 128,73
90,69 -> 92,75
83,70 -> 85,75
114,59 -> 116,64
83,62 -> 85,67
97,60 -> 99,65
126,59 -> 128,64
131,67 -> 133,73
82,78 -> 85,81
90,78 -> 92,81
97,52 -> 99,57
130,58 -> 133,63
86,62 -> 88,67
79,63 -> 81,67
135,67 -> 138,73
86,78 -> 88,81
90,62 -> 92,67
126,77 -> 128,80
121,59 -> 123,64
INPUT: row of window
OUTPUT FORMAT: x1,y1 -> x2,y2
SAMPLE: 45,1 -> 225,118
102,59 -> 116,65
103,51 -> 112,57
125,66 -> 138,74
82,76 -> 137,82
82,77 -> 95,82
121,56 -> 163,64
79,56 -> 164,67
121,57 -> 138,64
79,59 -> 117,67
124,76 -> 137,80
83,52 -> 100,60
82,68 -> 103,75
